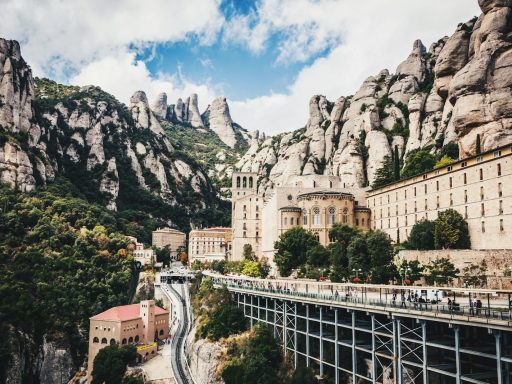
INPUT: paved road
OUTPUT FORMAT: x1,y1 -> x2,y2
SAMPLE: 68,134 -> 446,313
143,341 -> 176,384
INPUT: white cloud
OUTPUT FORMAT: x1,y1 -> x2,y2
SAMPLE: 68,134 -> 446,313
0,0 -> 224,80
1,0 -> 483,137
229,0 -> 481,135
70,49 -> 219,112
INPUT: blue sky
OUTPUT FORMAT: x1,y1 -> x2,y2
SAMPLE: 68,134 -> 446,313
1,0 -> 481,134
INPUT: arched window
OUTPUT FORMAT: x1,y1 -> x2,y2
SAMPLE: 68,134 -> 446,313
151,350 -> 155,354
122,338 -> 127,345
159,329 -> 164,336
313,181 -> 316,188
342,208 -> 349,224
290,217 -> 294,226
110,338 -> 116,346
303,210 -> 308,225
93,337 -> 99,343
329,180 -> 333,188
101,338 -> 107,344
249,177 -> 253,188
284,217 -> 288,226
313,207 -> 321,225
135,335 -> 140,343
314,232 -> 320,242
328,207 -> 336,225
236,177 -> 240,188
243,177 -> 247,188
128,337 -> 133,343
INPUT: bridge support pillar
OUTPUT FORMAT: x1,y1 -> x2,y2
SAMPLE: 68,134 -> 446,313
496,330 -> 502,384
352,311 -> 356,384
422,321 -> 428,384
294,303 -> 298,368
397,319 -> 402,384
250,295 -> 254,327
306,305 -> 310,367
454,326 -> 461,384
320,307 -> 324,376
371,314 -> 376,384
335,309 -> 339,384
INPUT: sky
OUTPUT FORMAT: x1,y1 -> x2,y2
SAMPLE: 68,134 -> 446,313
1,0 -> 481,135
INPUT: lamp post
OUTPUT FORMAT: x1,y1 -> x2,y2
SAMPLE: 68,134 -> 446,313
352,268 -> 362,279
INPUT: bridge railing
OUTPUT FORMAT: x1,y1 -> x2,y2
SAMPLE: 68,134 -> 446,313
203,272 -> 512,324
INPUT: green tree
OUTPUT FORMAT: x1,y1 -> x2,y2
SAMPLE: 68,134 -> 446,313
476,133 -> 481,155
399,259 -> 424,283
401,149 -> 436,178
424,258 -> 459,285
306,244 -> 330,267
327,242 -> 349,269
199,303 -> 247,340
434,209 -> 471,249
241,260 -> 262,277
274,227 -> 319,276
462,260 -> 487,288
371,156 -> 395,189
329,224 -> 360,250
366,230 -> 393,283
154,245 -> 171,266
243,244 -> 256,261
221,323 -> 282,384
290,366 -> 319,384
92,345 -> 138,384
408,219 -> 435,250
435,155 -> 455,169
393,145 -> 401,181
347,235 -> 369,272
438,142 -> 459,160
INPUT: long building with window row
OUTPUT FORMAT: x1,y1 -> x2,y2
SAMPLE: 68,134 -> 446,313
367,144 -> 512,249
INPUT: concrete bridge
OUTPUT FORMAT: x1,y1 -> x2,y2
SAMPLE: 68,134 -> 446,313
204,271 -> 512,384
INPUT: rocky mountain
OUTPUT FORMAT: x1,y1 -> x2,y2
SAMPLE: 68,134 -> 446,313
237,0 -> 512,193
149,91 -> 250,150
0,38 -> 229,230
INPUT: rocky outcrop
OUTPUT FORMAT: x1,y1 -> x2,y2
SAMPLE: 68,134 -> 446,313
237,0 -> 512,190
0,38 -> 216,214
186,321 -> 224,384
203,97 -> 238,148
186,94 -> 204,128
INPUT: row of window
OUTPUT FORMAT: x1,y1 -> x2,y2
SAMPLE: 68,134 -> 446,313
375,210 -> 506,231
235,176 -> 254,189
371,164 -> 504,207
375,185 -> 504,219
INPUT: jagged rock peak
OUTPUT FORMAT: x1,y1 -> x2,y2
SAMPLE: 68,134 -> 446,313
130,90 -> 149,105
0,38 -> 21,60
479,0 -> 512,13
203,96 -> 237,148
151,92 -> 168,119
186,93 -> 204,128
412,39 -> 427,54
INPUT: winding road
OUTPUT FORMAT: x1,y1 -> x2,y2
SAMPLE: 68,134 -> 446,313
165,282 -> 193,384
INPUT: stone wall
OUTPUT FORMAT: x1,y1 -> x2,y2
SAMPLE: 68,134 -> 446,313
399,249 -> 512,289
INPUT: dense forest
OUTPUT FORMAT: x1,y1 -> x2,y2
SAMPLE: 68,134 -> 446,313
0,178 -> 142,382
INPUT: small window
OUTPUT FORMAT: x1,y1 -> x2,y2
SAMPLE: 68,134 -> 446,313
101,338 -> 108,344
499,183 -> 503,197
482,221 -> 485,233
500,219 -> 504,232
494,150 -> 502,158
464,190 -> 468,203
424,199 -> 428,210
480,168 -> 484,181
342,208 -> 349,224
290,217 -> 294,226
461,161 -> 467,168
436,181 -> 439,191
497,163 -> 502,176
480,186 -> 484,200
423,174 -> 427,180
434,170 -> 440,176
414,187 -> 417,197
447,166 -> 452,171
424,184 -> 427,194
284,217 -> 288,226
328,207 -> 336,225
481,203 -> 485,217
499,200 -> 503,215
313,207 -> 321,225
110,338 -> 116,346
449,193 -> 453,206
463,173 -> 467,185
356,218 -> 359,226
93,337 -> 99,343
436,196 -> 440,208
135,335 -> 139,343
465,206 -> 468,219
449,177 -> 452,188
477,156 -> 483,163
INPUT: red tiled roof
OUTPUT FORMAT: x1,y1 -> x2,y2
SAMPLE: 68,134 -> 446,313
91,303 -> 168,321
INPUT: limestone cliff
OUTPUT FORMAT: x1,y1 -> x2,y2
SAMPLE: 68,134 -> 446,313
237,0 -> 512,193
0,38 -> 223,223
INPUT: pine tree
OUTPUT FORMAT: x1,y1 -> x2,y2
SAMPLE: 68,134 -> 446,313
393,145 -> 400,181
476,134 -> 481,155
